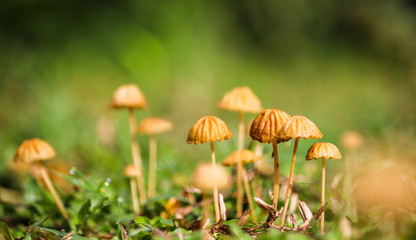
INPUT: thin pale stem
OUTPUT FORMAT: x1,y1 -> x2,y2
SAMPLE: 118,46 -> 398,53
242,168 -> 258,224
321,157 -> 326,234
210,141 -> 220,222
279,138 -> 299,227
202,193 -> 211,220
148,134 -> 157,198
236,111 -> 245,216
272,142 -> 280,210
127,108 -> 147,202
39,164 -> 69,219
130,178 -> 140,214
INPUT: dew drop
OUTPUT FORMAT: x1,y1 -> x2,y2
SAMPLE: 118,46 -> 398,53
69,169 -> 76,175
73,178 -> 79,184
107,178 -> 112,182
105,182 -> 110,186
118,197 -> 123,202
100,188 -> 106,193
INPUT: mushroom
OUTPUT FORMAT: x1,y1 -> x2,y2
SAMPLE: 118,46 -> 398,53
123,164 -> 142,215
218,86 -> 262,216
13,138 -> 69,219
137,117 -> 173,198
187,116 -> 232,221
306,142 -> 342,234
222,150 -> 261,223
192,162 -> 230,221
249,109 -> 291,209
275,115 -> 323,227
110,84 -> 147,202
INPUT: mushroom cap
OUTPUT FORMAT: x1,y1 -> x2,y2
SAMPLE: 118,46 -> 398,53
275,115 -> 323,142
217,86 -> 262,113
340,130 -> 363,150
306,142 -> 342,160
110,84 -> 147,109
123,164 -> 142,177
137,117 -> 173,135
192,162 -> 229,193
187,116 -> 233,144
222,150 -> 261,166
14,138 -> 56,163
249,109 -> 291,144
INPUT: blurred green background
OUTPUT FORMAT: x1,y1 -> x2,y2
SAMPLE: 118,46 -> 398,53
0,0 -> 416,237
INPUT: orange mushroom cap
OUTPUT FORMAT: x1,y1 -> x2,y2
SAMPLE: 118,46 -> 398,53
137,117 -> 173,135
222,150 -> 261,166
217,86 -> 262,113
187,116 -> 232,144
306,142 -> 342,160
275,115 -> 323,142
123,164 -> 142,177
110,84 -> 147,109
192,162 -> 229,193
14,138 -> 56,163
250,109 -> 291,144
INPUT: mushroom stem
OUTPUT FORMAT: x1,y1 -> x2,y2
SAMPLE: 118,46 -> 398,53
236,111 -> 244,217
321,157 -> 326,234
202,193 -> 211,221
210,141 -> 220,222
148,134 -> 157,198
242,168 -> 257,223
127,108 -> 147,202
39,164 -> 69,219
272,141 -> 280,210
279,138 -> 299,227
130,177 -> 140,214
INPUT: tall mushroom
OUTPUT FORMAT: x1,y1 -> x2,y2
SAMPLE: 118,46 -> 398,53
137,117 -> 173,198
249,109 -> 291,210
222,150 -> 261,223
123,164 -> 142,215
187,116 -> 233,221
13,138 -> 69,219
276,115 -> 323,227
110,84 -> 147,202
218,86 -> 262,216
306,142 -> 342,234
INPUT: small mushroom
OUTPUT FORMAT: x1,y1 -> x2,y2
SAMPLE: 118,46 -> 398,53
218,86 -> 262,216
13,138 -> 69,219
222,150 -> 261,223
137,117 -> 173,198
192,162 -> 230,221
249,109 -> 291,210
110,84 -> 147,202
275,115 -> 323,227
306,142 -> 342,234
123,164 -> 142,215
187,116 -> 232,221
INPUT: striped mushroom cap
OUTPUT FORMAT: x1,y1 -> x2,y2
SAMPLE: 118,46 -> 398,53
187,116 -> 232,144
217,86 -> 262,113
306,142 -> 342,160
110,84 -> 147,109
250,109 -> 291,144
137,117 -> 173,135
222,150 -> 261,166
14,138 -> 56,163
275,115 -> 322,142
